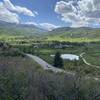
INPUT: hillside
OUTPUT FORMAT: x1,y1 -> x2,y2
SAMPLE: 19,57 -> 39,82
45,27 -> 100,42
0,21 -> 46,36
47,27 -> 100,38
0,21 -> 100,42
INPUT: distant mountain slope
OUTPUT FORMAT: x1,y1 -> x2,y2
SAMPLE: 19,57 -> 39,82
0,21 -> 46,36
0,21 -> 100,42
46,27 -> 100,39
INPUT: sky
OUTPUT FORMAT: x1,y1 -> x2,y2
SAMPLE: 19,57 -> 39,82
0,0 -> 100,30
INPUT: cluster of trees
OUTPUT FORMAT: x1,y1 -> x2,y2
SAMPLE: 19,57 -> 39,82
0,67 -> 27,100
0,61 -> 100,100
53,52 -> 64,68
13,45 -> 35,55
0,42 -> 24,57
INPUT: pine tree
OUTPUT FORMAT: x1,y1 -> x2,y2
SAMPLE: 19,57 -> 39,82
53,52 -> 64,68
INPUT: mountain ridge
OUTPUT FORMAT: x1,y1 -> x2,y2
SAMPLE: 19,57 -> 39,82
46,27 -> 100,39
0,21 -> 46,36
0,21 -> 100,39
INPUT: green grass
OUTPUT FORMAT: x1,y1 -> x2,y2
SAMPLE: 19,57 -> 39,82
46,27 -> 100,42
46,36 -> 100,42
83,53 -> 100,66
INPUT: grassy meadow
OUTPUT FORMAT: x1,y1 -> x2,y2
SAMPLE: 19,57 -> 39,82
46,36 -> 100,42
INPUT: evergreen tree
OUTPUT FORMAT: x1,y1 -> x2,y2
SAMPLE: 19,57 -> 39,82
53,52 -> 64,68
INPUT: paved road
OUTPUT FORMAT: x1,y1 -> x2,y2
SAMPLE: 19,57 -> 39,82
26,54 -> 74,75
26,54 -> 100,81
80,52 -> 100,69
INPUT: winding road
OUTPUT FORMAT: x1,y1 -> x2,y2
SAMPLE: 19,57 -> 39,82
26,54 -> 100,81
80,52 -> 100,69
26,54 -> 74,75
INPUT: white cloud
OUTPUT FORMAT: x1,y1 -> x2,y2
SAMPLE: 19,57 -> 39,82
0,2 -> 19,23
78,0 -> 100,18
39,23 -> 60,31
3,0 -> 37,17
71,21 -> 89,27
55,0 -> 100,27
23,22 -> 38,26
13,6 -> 35,17
0,0 -> 38,23
55,1 -> 74,14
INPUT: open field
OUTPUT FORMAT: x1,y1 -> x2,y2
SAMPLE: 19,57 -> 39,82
0,34 -> 100,46
46,36 -> 100,42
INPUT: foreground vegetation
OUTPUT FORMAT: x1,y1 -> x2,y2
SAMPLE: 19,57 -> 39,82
0,47 -> 100,100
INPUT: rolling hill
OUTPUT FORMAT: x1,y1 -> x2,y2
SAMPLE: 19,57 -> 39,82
0,21 -> 100,42
45,27 -> 100,42
47,27 -> 100,38
0,21 -> 46,36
